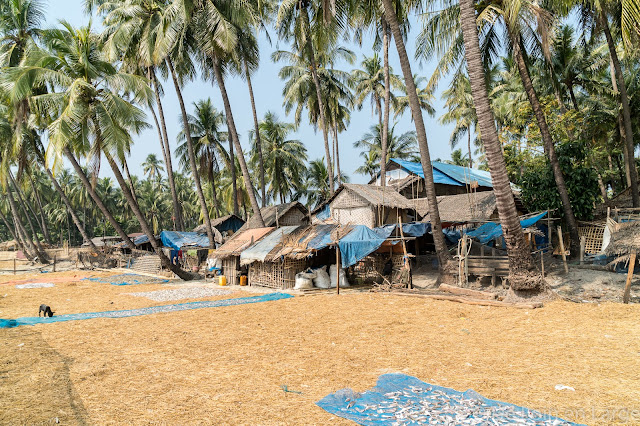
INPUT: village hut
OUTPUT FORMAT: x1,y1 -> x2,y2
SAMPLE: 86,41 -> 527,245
0,240 -> 18,251
605,220 -> 640,303
193,214 -> 245,237
240,201 -> 309,231
313,183 -> 416,228
240,226 -> 304,289
211,227 -> 274,285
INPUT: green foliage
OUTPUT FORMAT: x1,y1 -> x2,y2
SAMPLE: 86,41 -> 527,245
519,141 -> 599,221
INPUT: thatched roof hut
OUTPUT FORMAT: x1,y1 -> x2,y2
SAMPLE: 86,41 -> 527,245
605,220 -> 640,260
240,202 -> 309,231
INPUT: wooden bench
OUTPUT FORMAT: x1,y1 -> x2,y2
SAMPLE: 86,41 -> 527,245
456,255 -> 510,287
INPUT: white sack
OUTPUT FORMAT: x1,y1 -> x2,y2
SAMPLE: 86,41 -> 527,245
294,273 -> 314,290
313,266 -> 330,289
329,264 -> 350,288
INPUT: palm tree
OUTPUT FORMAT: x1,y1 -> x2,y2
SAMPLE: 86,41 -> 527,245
440,71 -> 477,168
250,112 -> 308,204
273,45 -> 354,186
394,75 -> 436,120
277,0 -> 351,195
354,124 -> 419,178
92,0 -> 185,231
379,0 -> 453,272
8,22 -> 194,279
142,153 -> 165,184
181,0 -> 265,227
176,99 -> 229,218
457,0 -> 539,287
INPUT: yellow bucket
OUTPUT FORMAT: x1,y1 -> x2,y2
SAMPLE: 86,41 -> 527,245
218,275 -> 227,286
239,275 -> 247,286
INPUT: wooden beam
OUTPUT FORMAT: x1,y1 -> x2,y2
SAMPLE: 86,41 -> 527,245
623,252 -> 636,304
392,292 -> 543,309
439,283 -> 497,300
557,226 -> 568,274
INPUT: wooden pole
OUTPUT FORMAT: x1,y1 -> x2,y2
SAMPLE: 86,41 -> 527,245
540,250 -> 545,279
558,226 -> 568,274
13,258 -> 16,275
579,236 -> 586,264
623,252 -> 636,304
53,255 -> 57,273
336,246 -> 340,295
397,215 -> 411,289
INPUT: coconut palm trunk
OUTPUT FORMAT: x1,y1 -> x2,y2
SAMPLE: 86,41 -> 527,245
301,7 -> 334,195
8,171 -> 48,257
44,167 -> 97,250
380,0 -> 452,271
380,18 -> 391,186
122,156 -> 138,204
6,188 -> 39,260
211,57 -> 265,227
509,29 -> 580,256
245,61 -> 267,207
467,130 -> 473,169
208,162 -> 220,217
166,58 -> 216,245
601,14 -> 639,206
27,173 -> 52,244
333,125 -> 342,184
64,147 -> 136,250
226,122 -> 240,216
151,71 -> 184,230
458,0 -> 540,289
102,151 -> 195,280
0,207 -> 20,250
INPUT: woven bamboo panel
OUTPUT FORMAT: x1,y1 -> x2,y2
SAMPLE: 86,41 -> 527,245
249,258 -> 307,289
222,257 -> 239,286
578,225 -> 605,255
331,189 -> 368,209
350,254 -> 404,284
333,206 -> 374,228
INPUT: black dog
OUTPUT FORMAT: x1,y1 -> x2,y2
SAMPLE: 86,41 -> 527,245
38,304 -> 54,317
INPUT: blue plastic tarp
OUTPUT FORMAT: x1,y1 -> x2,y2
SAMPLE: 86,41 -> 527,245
317,373 -> 584,425
307,225 -> 341,250
240,226 -> 298,265
315,204 -> 331,221
338,225 -> 391,268
391,158 -> 461,186
466,212 -> 548,244
160,231 -> 210,250
390,158 -> 495,188
0,293 -> 294,328
433,161 -> 494,188
401,222 -> 430,237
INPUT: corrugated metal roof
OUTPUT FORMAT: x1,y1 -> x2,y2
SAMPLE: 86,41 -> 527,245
389,158 -> 494,188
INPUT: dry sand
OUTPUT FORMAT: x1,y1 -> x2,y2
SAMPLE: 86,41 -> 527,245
1,271 -> 639,425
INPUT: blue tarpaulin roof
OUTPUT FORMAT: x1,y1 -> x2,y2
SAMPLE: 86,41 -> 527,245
466,212 -> 548,244
240,226 -> 298,265
160,231 -> 210,250
307,224 -> 342,250
390,158 -> 494,188
374,222 -> 431,238
338,225 -> 394,268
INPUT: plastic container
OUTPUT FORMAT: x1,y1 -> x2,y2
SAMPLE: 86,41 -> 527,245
239,275 -> 247,286
218,275 -> 227,286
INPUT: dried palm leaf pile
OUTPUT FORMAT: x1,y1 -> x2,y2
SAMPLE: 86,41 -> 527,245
1,271 -> 639,424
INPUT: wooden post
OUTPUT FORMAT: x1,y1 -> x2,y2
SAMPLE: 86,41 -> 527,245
397,216 -> 411,289
540,251 -> 545,279
557,226 -> 568,274
623,252 -> 636,304
53,255 -> 57,273
579,236 -> 586,264
461,235 -> 467,287
336,246 -> 340,295
13,258 -> 16,275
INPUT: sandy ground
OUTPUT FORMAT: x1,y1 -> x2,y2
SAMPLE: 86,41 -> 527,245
1,270 -> 639,425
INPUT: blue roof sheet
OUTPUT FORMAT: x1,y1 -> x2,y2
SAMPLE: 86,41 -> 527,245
390,158 -> 493,188
160,231 -> 210,250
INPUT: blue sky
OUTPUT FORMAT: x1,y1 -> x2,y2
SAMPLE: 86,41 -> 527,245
45,0 -> 457,185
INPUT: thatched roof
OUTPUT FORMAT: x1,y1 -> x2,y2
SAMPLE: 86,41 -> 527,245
240,201 -> 308,230
421,192 -> 498,223
605,220 -> 640,257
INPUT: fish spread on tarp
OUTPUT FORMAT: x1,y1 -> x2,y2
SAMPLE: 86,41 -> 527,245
317,373 -> 585,425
